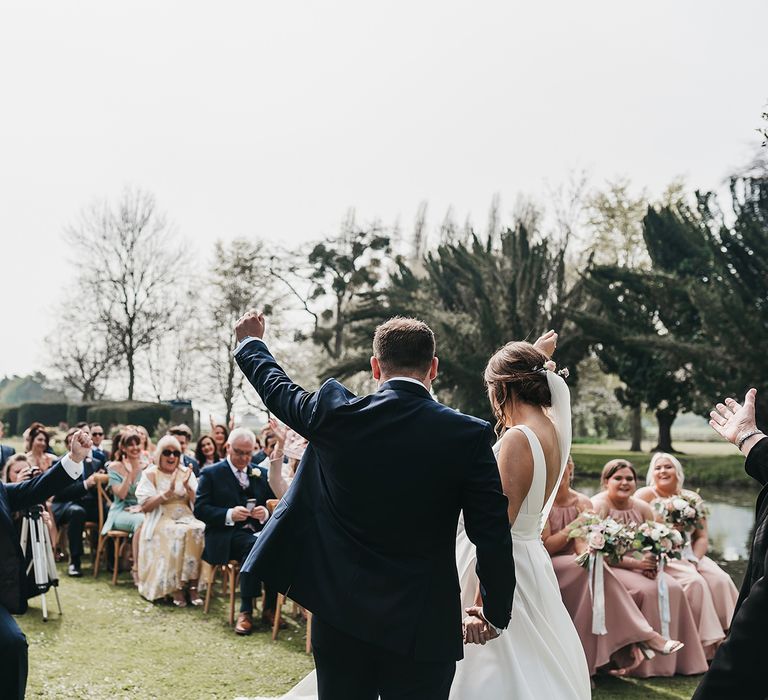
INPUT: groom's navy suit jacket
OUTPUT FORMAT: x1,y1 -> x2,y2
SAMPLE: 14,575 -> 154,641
694,436 -> 768,700
0,459 -> 75,614
237,339 -> 515,663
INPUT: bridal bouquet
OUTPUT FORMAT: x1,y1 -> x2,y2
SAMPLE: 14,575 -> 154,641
568,512 -> 634,568
653,493 -> 709,531
631,521 -> 684,561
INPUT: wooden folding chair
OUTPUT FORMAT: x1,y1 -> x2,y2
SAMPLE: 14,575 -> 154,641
203,560 -> 241,626
92,474 -> 131,585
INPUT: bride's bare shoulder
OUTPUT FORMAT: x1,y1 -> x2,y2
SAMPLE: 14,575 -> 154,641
497,427 -> 533,469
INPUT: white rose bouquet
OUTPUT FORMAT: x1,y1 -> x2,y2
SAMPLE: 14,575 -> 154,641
568,512 -> 635,568
654,493 -> 709,531
632,521 -> 684,561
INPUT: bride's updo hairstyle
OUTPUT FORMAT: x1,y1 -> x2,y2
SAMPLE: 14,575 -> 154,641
484,341 -> 552,437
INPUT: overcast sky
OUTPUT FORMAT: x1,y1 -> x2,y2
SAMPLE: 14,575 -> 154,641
1,0 -> 766,379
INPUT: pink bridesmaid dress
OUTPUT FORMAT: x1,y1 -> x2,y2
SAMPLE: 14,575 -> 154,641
607,506 -> 708,678
548,504 -> 657,675
696,555 -> 738,630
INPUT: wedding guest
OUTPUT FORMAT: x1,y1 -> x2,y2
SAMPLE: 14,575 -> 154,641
89,423 -> 109,464
210,422 -> 230,460
25,424 -> 54,472
135,435 -> 205,606
168,424 -> 200,475
194,434 -> 218,471
694,388 -> 768,699
265,420 -> 307,499
194,427 -> 277,635
544,456 -> 681,676
637,452 -> 737,642
591,459 -> 708,677
135,426 -> 153,465
0,421 -> 15,473
49,428 -> 100,576
102,429 -> 145,584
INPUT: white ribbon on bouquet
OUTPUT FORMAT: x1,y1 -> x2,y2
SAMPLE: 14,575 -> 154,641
657,555 -> 671,639
587,551 -> 607,635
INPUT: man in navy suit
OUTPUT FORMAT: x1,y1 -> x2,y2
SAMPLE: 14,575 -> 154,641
88,423 -> 109,464
168,424 -> 200,475
234,311 -> 515,700
50,428 -> 102,576
194,428 -> 277,635
0,420 -> 15,474
0,429 -> 92,700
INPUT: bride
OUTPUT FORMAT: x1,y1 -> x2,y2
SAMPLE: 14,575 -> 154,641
253,333 -> 590,700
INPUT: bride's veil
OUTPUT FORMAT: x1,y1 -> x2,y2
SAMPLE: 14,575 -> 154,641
455,369 -> 572,609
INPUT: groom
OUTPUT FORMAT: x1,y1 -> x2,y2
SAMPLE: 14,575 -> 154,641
234,312 -> 515,700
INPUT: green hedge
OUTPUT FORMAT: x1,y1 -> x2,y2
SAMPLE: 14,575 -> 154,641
67,403 -> 96,427
0,406 -> 19,435
86,401 -> 172,435
17,403 -> 69,433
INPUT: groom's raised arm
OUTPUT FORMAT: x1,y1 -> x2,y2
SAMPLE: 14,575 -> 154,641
234,310 -> 322,440
461,423 -> 516,631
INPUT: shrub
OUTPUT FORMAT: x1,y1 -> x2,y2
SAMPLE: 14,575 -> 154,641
17,403 -> 69,433
0,406 -> 19,435
67,403 -> 96,427
86,401 -> 171,434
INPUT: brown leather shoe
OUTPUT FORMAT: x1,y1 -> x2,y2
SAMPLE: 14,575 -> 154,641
262,608 -> 287,629
235,612 -> 253,636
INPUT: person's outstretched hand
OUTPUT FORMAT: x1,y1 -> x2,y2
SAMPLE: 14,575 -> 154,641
235,309 -> 266,343
709,388 -> 759,447
533,330 -> 558,358
69,430 -> 93,463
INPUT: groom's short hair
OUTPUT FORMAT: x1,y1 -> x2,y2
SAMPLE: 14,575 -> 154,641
373,317 -> 435,375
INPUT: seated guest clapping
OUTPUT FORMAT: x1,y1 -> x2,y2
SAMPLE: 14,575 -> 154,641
544,456 -> 681,677
103,429 -> 145,584
194,427 -> 277,635
49,428 -> 101,576
637,453 -> 736,651
135,436 -> 205,606
168,424 -> 200,476
591,459 -> 708,677
194,434 -> 218,471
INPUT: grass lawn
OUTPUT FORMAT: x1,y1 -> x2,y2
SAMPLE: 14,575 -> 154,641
571,441 -> 747,486
21,566 -> 704,699
22,569 -> 314,699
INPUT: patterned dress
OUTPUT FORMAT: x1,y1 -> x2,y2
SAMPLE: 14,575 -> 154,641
136,468 -> 205,601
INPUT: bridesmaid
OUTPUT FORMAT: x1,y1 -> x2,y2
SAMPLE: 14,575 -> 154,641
636,452 -> 737,641
591,459 -> 708,678
544,456 -> 681,677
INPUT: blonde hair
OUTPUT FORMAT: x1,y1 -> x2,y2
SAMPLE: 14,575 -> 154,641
154,435 -> 182,463
646,452 -> 685,490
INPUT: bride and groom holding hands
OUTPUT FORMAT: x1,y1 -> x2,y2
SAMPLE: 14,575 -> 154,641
233,309 -> 592,699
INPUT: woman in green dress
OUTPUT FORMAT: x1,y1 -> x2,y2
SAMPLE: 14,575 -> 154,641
102,429 -> 145,584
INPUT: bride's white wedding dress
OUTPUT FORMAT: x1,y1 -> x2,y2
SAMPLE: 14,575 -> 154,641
248,371 -> 590,700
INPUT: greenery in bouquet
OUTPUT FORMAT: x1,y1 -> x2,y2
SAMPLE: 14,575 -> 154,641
567,512 -> 635,568
653,493 -> 709,532
631,521 -> 684,560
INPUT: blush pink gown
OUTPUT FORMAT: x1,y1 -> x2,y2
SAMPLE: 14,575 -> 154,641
548,504 -> 656,675
606,506 -> 708,678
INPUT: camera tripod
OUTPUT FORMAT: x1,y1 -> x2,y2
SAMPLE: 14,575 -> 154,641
19,506 -> 62,621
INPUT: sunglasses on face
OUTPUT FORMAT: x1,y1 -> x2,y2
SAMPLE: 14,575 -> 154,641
162,449 -> 181,458
91,432 -> 104,436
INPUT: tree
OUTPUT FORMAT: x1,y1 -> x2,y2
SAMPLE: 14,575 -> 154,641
65,188 -> 187,400
271,210 -> 391,362
200,238 -> 280,426
332,223 -> 591,421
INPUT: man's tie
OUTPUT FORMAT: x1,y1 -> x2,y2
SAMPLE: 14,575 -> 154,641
236,469 -> 249,489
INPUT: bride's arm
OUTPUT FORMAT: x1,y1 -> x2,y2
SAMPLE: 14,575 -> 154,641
497,430 -> 534,526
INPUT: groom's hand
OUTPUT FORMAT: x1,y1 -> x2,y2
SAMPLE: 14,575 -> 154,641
235,309 -> 266,342
463,606 -> 499,645
533,330 -> 558,358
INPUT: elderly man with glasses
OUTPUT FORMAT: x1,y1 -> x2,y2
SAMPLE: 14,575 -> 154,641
194,427 -> 279,635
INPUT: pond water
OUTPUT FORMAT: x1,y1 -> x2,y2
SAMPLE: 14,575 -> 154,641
575,478 -> 759,563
